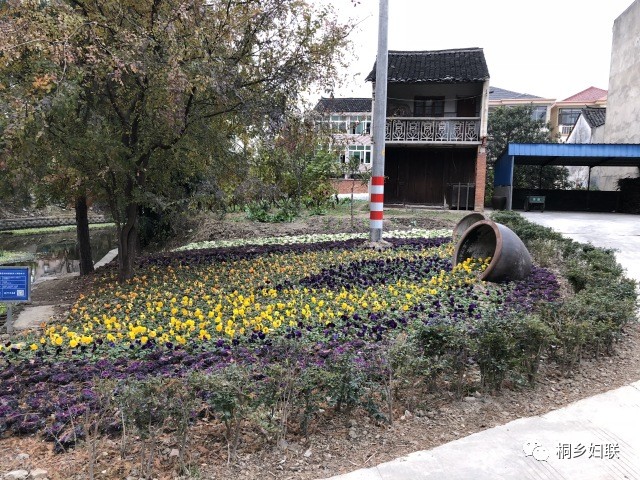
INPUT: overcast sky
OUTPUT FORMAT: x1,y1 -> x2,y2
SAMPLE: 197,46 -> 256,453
324,0 -> 634,101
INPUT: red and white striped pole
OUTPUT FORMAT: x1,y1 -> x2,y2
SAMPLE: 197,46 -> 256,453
370,175 -> 385,234
370,0 -> 388,243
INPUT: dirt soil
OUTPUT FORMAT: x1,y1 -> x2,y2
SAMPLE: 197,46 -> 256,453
2,208 -> 640,480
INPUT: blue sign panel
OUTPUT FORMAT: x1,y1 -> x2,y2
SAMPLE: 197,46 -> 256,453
0,266 -> 31,302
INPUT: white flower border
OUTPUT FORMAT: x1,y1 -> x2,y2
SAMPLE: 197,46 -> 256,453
175,228 -> 453,252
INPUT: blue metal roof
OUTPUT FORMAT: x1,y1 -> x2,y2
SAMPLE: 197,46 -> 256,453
493,143 -> 640,211
499,143 -> 640,167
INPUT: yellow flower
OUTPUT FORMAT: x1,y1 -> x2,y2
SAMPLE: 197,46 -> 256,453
30,344 -> 38,351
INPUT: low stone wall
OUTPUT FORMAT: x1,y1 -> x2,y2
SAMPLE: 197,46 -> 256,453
0,215 -> 111,232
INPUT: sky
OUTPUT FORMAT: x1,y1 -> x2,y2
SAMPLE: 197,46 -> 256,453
323,0 -> 635,102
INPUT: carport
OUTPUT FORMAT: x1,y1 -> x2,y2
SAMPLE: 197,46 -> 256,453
494,143 -> 640,210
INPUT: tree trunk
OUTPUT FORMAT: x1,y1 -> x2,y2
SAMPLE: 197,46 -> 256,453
75,194 -> 94,275
117,201 -> 139,282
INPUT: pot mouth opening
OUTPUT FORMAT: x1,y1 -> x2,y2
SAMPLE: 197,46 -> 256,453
454,221 -> 502,280
452,213 -> 487,241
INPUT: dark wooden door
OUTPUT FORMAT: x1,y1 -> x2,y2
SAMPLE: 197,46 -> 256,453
385,147 -> 477,205
456,97 -> 477,117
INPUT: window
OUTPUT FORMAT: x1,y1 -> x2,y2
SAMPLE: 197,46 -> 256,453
414,96 -> 445,117
347,144 -> 371,164
558,108 -> 582,126
531,106 -> 547,122
329,114 -> 348,132
349,115 -> 371,135
321,114 -> 372,134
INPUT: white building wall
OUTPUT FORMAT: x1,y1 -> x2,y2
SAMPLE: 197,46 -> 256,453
606,0 -> 640,143
565,116 -> 592,144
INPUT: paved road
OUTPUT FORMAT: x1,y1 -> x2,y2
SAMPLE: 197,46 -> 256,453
323,211 -> 640,480
520,211 -> 640,284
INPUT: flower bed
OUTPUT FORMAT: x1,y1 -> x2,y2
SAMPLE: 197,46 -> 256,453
0,231 -> 561,456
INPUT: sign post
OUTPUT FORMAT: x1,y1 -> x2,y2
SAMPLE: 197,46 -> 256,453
1,266 -> 31,334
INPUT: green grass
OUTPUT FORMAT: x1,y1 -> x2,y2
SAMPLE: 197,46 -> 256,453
0,223 -> 115,236
0,250 -> 33,265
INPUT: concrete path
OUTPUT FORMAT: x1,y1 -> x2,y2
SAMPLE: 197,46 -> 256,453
8,248 -> 118,332
519,211 -> 640,284
94,247 -> 118,269
324,381 -> 640,480
323,211 -> 640,480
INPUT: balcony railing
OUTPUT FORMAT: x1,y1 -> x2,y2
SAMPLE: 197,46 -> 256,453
560,125 -> 573,136
385,117 -> 480,143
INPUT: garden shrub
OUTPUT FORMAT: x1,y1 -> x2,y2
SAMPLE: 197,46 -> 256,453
325,347 -> 372,416
471,312 -> 554,391
564,243 -> 625,292
540,302 -> 593,373
474,312 -> 515,392
511,314 -> 555,385
573,280 -> 637,355
116,377 -> 199,477
413,320 -> 472,397
245,200 -> 273,222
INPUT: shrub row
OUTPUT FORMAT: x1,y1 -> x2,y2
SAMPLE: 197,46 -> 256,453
492,210 -> 638,373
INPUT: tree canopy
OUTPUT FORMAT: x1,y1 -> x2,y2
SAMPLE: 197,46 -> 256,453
486,105 -> 567,201
0,0 -> 350,280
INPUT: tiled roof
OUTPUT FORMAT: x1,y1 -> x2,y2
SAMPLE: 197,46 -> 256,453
489,86 -> 542,101
365,48 -> 489,83
581,107 -> 606,128
313,97 -> 372,113
562,86 -> 607,102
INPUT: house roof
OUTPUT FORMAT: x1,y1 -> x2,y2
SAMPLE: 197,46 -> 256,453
488,86 -> 542,101
365,48 -> 489,83
581,107 -> 606,128
562,86 -> 607,102
313,97 -> 372,113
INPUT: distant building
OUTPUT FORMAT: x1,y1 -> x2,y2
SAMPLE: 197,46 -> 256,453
313,97 -> 372,174
565,107 -> 607,188
550,86 -> 607,142
488,86 -> 555,123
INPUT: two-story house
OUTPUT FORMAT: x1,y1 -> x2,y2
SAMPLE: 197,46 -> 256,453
488,87 -> 555,123
365,48 -> 490,211
550,86 -> 607,142
312,97 -> 372,195
313,97 -> 372,170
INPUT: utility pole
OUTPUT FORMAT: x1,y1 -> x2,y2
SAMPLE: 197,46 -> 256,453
369,0 -> 389,243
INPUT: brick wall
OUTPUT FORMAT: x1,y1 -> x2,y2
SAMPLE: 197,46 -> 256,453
331,179 -> 370,195
474,145 -> 487,212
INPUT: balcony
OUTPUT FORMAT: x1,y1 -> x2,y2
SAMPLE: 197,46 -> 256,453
560,125 -> 573,136
385,117 -> 481,144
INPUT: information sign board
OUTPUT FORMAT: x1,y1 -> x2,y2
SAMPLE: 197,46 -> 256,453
0,266 -> 31,302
